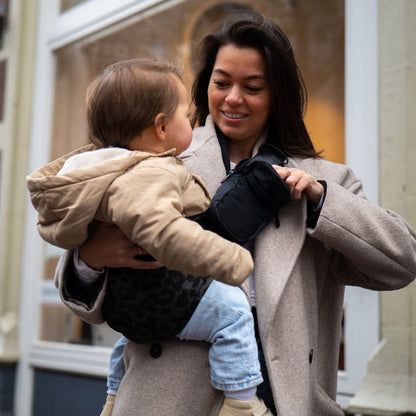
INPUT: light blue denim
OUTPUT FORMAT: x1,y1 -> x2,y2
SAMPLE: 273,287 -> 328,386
107,280 -> 263,392
107,334 -> 127,391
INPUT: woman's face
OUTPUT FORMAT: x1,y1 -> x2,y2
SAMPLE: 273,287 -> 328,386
207,44 -> 271,148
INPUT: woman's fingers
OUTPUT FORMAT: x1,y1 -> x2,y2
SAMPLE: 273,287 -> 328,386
273,165 -> 291,181
122,257 -> 163,270
273,165 -> 324,204
79,223 -> 162,270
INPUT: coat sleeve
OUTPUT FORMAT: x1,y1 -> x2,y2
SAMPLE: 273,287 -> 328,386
308,167 -> 416,290
102,163 -> 253,286
54,250 -> 106,324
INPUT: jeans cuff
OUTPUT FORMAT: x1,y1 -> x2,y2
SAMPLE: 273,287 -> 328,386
107,378 -> 122,389
211,374 -> 264,392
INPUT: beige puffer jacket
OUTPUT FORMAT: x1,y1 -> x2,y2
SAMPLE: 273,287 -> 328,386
26,144 -> 253,285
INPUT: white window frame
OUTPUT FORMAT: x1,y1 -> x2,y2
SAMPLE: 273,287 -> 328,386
17,0 -> 380,414
336,0 -> 380,408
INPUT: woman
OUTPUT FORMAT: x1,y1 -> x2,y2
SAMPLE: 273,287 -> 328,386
55,11 -> 416,416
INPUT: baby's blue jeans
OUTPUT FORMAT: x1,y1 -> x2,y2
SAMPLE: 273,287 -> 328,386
107,280 -> 263,392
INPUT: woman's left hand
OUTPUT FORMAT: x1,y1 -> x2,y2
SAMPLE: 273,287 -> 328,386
273,165 -> 324,205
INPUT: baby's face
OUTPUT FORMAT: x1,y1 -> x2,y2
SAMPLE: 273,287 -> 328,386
164,79 -> 193,156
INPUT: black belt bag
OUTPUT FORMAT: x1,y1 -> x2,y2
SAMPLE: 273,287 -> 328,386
196,143 -> 291,245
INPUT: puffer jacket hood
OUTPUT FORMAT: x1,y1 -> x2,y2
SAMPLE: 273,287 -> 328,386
26,143 -> 176,248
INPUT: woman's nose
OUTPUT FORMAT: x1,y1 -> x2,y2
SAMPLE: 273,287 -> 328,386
225,87 -> 243,105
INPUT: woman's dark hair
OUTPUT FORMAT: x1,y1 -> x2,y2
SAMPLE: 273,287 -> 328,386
192,11 -> 321,158
86,58 -> 181,148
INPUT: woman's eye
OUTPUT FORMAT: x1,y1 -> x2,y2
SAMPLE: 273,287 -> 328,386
246,85 -> 262,93
213,80 -> 228,88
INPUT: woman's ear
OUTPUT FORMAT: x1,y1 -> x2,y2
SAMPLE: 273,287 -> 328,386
154,113 -> 168,141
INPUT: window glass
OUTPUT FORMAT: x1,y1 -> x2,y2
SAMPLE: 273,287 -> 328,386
42,0 -> 344,347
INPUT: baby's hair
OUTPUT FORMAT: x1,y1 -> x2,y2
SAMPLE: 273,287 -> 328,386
86,58 -> 182,148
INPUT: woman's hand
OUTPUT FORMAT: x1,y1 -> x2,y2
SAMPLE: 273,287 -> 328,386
273,166 -> 324,205
79,223 -> 162,270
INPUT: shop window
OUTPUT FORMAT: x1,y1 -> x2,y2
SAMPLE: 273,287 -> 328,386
40,0 -> 345,347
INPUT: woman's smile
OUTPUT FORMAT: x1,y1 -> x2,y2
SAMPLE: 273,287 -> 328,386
222,111 -> 248,120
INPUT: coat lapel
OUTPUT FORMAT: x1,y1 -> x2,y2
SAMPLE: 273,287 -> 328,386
253,157 -> 307,344
181,118 -> 227,198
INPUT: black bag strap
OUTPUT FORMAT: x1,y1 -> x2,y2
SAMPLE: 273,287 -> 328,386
256,142 -> 288,166
215,125 -> 232,174
214,125 -> 288,174
231,143 -> 288,178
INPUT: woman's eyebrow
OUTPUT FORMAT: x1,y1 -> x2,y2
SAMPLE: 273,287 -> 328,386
212,68 -> 266,81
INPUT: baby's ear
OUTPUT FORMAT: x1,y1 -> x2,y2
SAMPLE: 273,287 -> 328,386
154,113 -> 168,141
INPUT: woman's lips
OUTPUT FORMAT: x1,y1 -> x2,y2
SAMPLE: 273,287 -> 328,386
222,111 -> 248,120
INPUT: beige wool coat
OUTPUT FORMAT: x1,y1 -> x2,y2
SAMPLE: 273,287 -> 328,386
55,116 -> 416,416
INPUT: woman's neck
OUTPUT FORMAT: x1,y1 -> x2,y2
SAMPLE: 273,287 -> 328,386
227,140 -> 255,163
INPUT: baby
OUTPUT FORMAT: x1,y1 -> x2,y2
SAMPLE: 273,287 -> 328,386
27,58 -> 273,416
